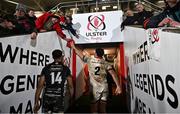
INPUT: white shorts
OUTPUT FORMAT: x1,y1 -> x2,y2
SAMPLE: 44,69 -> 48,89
91,84 -> 109,102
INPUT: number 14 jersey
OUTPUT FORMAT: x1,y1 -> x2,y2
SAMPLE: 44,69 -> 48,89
41,62 -> 71,97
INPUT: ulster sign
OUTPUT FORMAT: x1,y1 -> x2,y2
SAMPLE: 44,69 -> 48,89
72,11 -> 124,44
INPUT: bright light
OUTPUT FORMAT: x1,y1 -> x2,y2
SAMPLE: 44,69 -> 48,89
104,49 -> 112,54
95,7 -> 99,11
113,6 -> 118,9
34,11 -> 44,17
102,6 -> 106,10
102,5 -> 111,10
5,0 -> 18,5
70,8 -> 79,14
134,2 -> 138,5
158,0 -> 164,3
70,8 -> 79,11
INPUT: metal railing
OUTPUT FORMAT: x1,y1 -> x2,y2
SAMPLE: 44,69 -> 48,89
49,0 -> 137,12
49,0 -> 164,13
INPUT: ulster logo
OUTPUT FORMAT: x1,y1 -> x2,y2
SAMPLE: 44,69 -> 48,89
87,15 -> 106,31
152,29 -> 159,44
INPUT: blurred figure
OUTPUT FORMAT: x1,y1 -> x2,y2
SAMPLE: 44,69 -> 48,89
0,16 -> 14,37
134,3 -> 153,25
28,9 -> 37,23
54,9 -> 79,38
35,12 -> 70,41
14,3 -> 37,39
121,9 -> 138,30
56,9 -> 66,26
0,15 -> 21,37
125,9 -> 134,17
144,0 -> 180,28
64,15 -> 79,39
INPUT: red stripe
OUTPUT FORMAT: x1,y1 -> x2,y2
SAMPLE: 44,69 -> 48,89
72,49 -> 76,98
143,18 -> 150,29
119,43 -> 125,78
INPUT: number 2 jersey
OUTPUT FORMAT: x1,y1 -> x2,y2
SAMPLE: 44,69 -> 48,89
41,62 -> 71,97
83,56 -> 112,93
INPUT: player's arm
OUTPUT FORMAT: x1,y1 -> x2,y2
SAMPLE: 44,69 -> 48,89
70,41 -> 84,60
33,75 -> 45,113
67,75 -> 74,98
108,68 -> 122,95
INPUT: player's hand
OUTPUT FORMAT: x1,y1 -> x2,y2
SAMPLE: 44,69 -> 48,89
66,39 -> 75,48
115,86 -> 122,95
33,102 -> 40,113
40,29 -> 47,32
31,32 -> 37,39
75,34 -> 79,39
69,40 -> 75,48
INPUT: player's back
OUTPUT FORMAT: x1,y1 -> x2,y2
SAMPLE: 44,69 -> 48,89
88,57 -> 109,84
42,62 -> 70,96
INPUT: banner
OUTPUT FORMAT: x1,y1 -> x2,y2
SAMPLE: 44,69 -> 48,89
124,27 -> 180,113
71,10 -> 124,44
0,32 -> 71,113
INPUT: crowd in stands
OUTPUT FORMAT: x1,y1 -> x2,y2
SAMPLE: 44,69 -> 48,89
0,3 -> 79,41
1,0 -> 180,39
144,0 -> 180,29
121,0 -> 180,30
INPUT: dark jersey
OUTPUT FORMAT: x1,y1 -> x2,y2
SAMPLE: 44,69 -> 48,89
41,62 -> 71,97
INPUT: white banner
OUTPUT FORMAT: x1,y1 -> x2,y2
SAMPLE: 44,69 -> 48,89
124,27 -> 180,113
0,32 -> 71,113
71,10 -> 124,44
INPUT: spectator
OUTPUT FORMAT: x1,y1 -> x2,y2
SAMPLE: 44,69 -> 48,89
121,9 -> 138,30
55,9 -> 66,26
54,10 -> 78,38
35,12 -> 70,41
0,15 -> 20,37
14,3 -> 37,39
0,16 -> 12,37
63,15 -> 79,38
134,3 -> 153,25
144,0 -> 180,29
28,9 -> 37,23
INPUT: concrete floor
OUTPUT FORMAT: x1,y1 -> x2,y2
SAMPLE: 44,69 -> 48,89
65,94 -> 128,113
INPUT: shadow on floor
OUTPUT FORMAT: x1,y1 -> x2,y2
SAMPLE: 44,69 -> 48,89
65,94 -> 128,113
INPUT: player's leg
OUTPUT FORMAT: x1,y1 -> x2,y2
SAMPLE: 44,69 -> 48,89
99,90 -> 108,113
42,95 -> 52,113
90,101 -> 98,113
90,90 -> 100,113
99,100 -> 107,113
52,96 -> 64,113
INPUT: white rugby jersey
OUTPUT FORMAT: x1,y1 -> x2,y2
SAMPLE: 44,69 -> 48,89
83,56 -> 112,92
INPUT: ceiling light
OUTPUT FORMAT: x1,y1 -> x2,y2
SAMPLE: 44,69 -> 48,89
158,0 -> 164,3
113,6 -> 118,9
95,7 -> 99,11
102,5 -> 111,10
5,0 -> 18,5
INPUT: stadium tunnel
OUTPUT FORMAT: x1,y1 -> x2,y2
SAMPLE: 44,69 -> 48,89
66,42 -> 128,113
